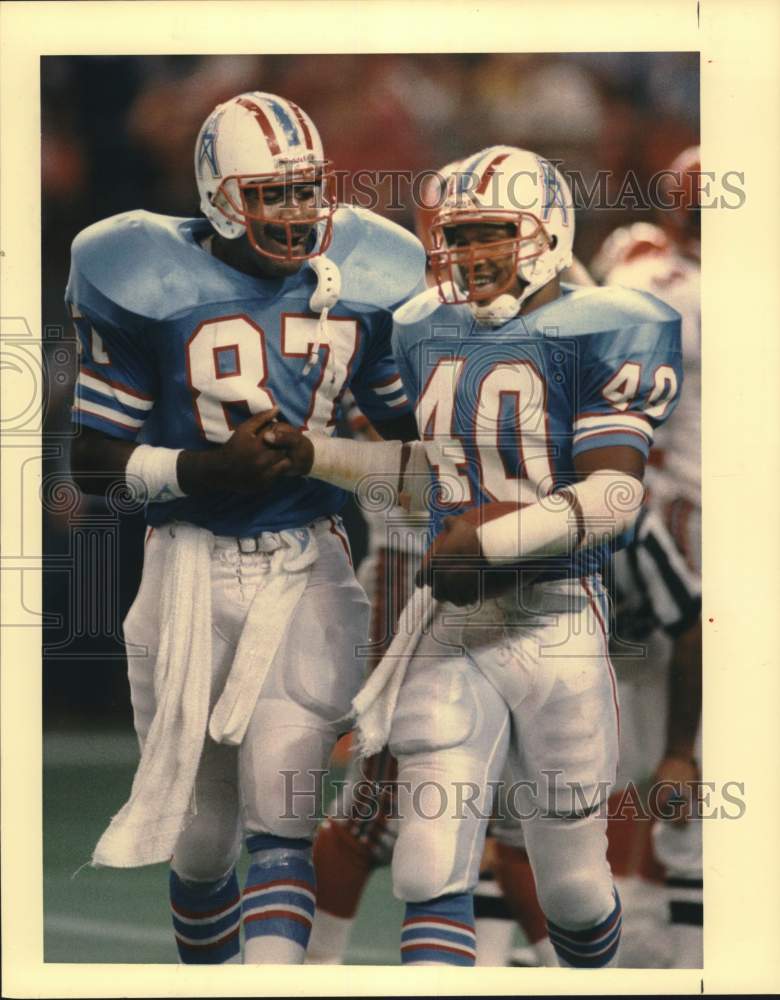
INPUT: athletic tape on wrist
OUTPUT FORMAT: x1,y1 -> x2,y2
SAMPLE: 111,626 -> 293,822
125,444 -> 186,503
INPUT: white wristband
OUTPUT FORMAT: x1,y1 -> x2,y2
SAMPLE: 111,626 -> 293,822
125,444 -> 186,503
477,471 -> 644,564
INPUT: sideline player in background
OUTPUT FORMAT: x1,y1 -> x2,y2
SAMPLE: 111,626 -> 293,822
593,146 -> 700,572
67,91 -> 424,964
592,146 -> 703,966
266,145 -> 683,967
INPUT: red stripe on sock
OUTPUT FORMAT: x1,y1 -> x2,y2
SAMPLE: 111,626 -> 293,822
401,942 -> 475,959
175,926 -> 239,950
171,895 -> 240,920
243,909 -> 312,928
242,878 -> 314,896
403,915 -> 474,934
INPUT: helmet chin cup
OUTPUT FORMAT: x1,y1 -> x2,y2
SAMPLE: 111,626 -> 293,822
470,293 -> 520,327
308,255 -> 341,312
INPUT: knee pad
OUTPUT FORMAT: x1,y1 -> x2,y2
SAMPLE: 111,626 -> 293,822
537,867 -> 615,931
390,660 -> 478,755
392,820 -> 461,903
172,779 -> 242,883
241,703 -> 333,839
526,814 -> 614,931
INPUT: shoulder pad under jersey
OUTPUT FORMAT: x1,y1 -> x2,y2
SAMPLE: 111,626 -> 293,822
537,283 -> 681,340
327,206 -> 426,312
392,285 -> 444,326
67,210 -> 239,326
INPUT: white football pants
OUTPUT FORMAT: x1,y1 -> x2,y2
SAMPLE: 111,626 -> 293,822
123,516 -> 370,883
388,575 -> 620,932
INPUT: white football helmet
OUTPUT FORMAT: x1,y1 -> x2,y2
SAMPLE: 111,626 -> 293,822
194,91 -> 336,260
429,145 -> 575,311
413,158 -> 463,252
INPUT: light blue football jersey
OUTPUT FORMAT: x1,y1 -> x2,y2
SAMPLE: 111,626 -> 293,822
392,282 -> 684,578
67,205 -> 426,535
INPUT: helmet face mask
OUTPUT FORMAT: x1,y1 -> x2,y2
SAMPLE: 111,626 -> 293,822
426,147 -> 575,310
195,92 -> 336,263
215,165 -> 337,262
430,211 -> 552,304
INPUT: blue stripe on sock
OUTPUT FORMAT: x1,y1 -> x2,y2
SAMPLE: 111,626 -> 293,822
169,869 -> 240,965
243,909 -> 312,947
547,888 -> 621,942
404,891 -> 475,925
547,890 -> 622,968
175,928 -> 240,965
402,893 -> 475,967
244,856 -> 315,889
402,945 -> 475,966
242,837 -> 316,952
172,906 -> 241,941
550,925 -> 622,968
548,916 -> 623,956
401,925 -> 476,950
242,887 -> 315,917
245,832 -> 312,854
169,869 -> 239,911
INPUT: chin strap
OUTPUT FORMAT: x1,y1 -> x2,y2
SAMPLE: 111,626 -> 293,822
468,250 -> 571,328
303,255 -> 342,377
470,293 -> 521,328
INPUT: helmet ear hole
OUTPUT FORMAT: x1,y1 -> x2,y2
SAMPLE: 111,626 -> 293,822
549,234 -> 558,250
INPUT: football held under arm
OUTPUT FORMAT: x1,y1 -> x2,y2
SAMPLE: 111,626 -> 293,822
477,449 -> 646,564
475,295 -> 685,566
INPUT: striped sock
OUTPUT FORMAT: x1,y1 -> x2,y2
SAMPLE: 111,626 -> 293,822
401,893 -> 477,966
242,833 -> 316,964
547,889 -> 622,968
667,876 -> 703,968
169,868 -> 241,964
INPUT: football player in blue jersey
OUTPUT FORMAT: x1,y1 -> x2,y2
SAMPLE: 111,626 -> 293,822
66,91 -> 425,964
265,145 -> 684,967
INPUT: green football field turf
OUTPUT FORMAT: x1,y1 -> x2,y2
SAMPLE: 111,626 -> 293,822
43,728 -> 405,964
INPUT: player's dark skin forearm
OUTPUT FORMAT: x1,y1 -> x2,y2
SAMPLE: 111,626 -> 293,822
69,428 -> 138,496
70,409 -> 289,497
664,617 -> 702,760
69,428 -> 230,497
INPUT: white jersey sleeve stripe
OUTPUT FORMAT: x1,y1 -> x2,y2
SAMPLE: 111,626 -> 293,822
77,372 -> 155,412
372,377 -> 405,396
574,413 -> 652,434
73,398 -> 144,430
